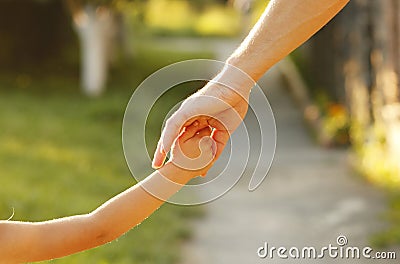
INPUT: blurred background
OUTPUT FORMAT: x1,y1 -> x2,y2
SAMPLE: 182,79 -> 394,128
0,0 -> 399,263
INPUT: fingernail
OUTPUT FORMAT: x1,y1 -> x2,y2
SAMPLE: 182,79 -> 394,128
160,145 -> 165,154
152,158 -> 159,168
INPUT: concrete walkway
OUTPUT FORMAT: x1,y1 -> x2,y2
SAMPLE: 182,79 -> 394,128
181,65 -> 394,263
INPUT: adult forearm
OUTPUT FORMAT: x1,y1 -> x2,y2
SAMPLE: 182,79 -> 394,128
223,0 -> 349,89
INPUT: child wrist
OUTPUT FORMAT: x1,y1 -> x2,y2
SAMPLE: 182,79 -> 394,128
159,162 -> 196,183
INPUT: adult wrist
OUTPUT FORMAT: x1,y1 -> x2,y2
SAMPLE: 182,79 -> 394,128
211,61 -> 256,95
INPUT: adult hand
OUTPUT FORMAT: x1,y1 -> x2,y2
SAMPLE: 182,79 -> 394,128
152,82 -> 250,168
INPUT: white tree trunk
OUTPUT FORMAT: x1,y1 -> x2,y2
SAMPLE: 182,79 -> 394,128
73,5 -> 116,97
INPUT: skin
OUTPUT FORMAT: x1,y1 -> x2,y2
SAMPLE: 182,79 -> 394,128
0,125 -> 217,263
152,0 -> 351,168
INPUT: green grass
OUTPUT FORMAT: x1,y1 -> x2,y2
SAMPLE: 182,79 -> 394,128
0,46 -> 211,263
371,192 -> 400,248
348,123 -> 400,249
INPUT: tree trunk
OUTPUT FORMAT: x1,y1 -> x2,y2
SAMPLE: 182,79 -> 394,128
342,0 -> 372,143
65,1 -> 116,97
370,0 -> 400,168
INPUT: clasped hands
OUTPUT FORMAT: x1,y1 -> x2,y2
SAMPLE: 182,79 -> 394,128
153,81 -> 250,177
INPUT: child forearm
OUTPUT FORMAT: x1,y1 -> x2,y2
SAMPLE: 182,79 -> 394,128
89,162 -> 192,243
0,163 -> 192,263
44,163 -> 191,260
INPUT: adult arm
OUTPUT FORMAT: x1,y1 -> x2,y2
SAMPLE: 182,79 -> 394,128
152,0 -> 350,168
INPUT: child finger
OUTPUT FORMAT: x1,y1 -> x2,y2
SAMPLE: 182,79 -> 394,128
211,129 -> 230,159
179,121 -> 200,142
195,126 -> 212,138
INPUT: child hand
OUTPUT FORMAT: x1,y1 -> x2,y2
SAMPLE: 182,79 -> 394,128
168,124 -> 216,177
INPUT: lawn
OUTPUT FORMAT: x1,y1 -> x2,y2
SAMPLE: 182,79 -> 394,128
0,45 -> 211,263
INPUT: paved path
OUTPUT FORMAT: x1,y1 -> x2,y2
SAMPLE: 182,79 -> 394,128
180,65 -> 394,263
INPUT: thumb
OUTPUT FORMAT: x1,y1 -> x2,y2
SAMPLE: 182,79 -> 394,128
211,129 -> 230,160
199,136 -> 216,158
198,136 -> 216,177
152,112 -> 189,169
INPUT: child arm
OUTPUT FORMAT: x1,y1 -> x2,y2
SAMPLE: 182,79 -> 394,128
0,126 -> 215,263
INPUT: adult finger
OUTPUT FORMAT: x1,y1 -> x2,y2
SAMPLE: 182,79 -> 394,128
152,140 -> 167,169
179,121 -> 200,142
152,111 -> 193,168
194,126 -> 212,138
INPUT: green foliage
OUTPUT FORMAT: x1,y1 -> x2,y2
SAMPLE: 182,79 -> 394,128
349,120 -> 400,249
350,120 -> 400,189
195,5 -> 241,36
303,90 -> 350,146
144,0 -> 196,35
250,0 -> 270,25
118,0 -> 242,37
371,192 -> 400,248
314,91 -> 350,145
